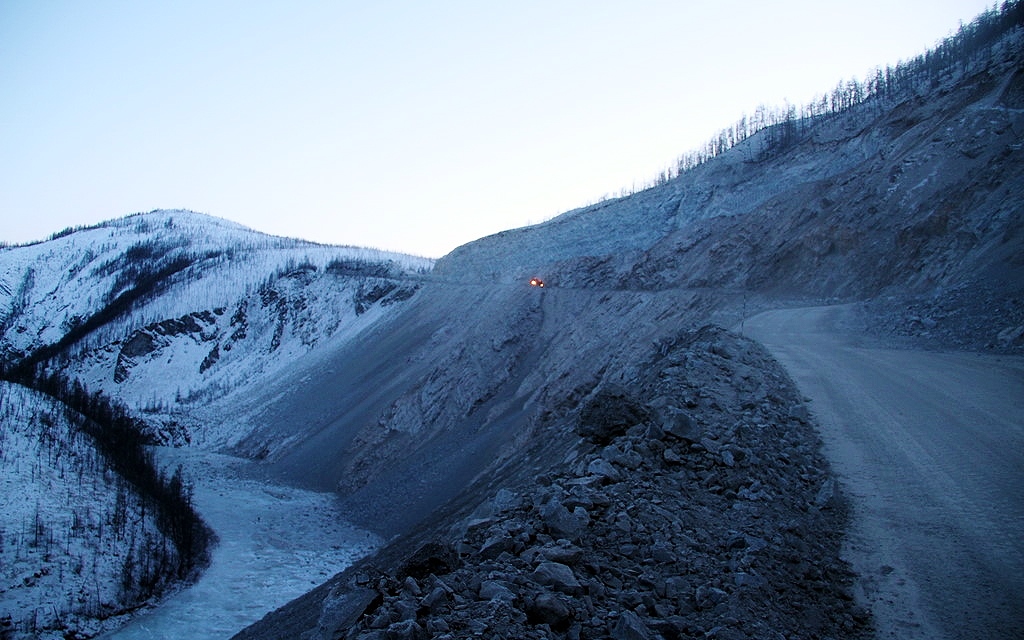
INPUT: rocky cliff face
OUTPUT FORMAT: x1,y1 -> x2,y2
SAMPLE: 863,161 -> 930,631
620,58 -> 1024,304
436,27 -> 1024,350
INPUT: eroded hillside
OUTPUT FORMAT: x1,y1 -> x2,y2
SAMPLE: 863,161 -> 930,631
437,22 -> 1024,350
235,15 -> 1023,640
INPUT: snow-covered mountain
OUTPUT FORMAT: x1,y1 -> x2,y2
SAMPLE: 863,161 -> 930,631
1,210 -> 432,444
1,211 -> 422,356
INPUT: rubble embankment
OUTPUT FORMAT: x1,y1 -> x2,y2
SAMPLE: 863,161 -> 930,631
239,326 -> 870,640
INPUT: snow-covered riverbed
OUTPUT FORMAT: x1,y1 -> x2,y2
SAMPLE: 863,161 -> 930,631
99,447 -> 380,640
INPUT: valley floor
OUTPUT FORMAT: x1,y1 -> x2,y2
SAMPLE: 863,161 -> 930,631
98,448 -> 380,640
744,305 -> 1024,640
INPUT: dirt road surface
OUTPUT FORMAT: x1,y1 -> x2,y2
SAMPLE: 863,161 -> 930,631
744,305 -> 1024,640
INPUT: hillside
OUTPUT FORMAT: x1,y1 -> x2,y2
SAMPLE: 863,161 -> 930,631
234,11 -> 1023,640
438,26 -> 1024,350
231,5 -> 1024,533
1,210 -> 432,443
0,381 -> 191,638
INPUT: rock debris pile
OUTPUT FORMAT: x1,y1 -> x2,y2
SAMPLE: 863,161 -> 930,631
336,326 -> 870,640
864,287 -> 1024,354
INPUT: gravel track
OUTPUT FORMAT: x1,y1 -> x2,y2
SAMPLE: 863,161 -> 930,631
744,305 -> 1024,640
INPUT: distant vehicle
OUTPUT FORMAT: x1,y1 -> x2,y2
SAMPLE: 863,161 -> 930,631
530,277 -> 545,288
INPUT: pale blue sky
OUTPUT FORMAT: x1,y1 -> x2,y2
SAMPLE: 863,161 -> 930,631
0,1 -> 996,257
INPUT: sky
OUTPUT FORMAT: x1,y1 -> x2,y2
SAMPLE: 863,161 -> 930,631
0,1 -> 998,258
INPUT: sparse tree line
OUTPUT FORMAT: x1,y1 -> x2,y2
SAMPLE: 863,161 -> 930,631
0,382 -> 193,633
257,254 -> 418,290
9,244 -> 220,375
629,0 -> 1024,193
0,364 -> 215,603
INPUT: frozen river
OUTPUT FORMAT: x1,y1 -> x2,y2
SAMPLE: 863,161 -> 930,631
100,447 -> 380,640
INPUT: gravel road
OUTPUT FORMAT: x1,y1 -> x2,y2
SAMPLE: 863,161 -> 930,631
744,305 -> 1024,640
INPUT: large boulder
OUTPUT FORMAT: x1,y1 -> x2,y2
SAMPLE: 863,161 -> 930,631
649,395 -> 702,443
611,610 -> 654,640
532,561 -> 583,595
540,497 -> 590,540
576,385 -> 651,444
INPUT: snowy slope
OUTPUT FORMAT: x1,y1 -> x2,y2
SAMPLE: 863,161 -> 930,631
0,382 -> 179,639
0,210 -> 431,360
66,261 -> 423,446
0,210 -> 433,444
